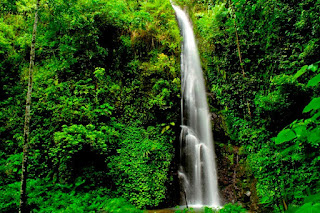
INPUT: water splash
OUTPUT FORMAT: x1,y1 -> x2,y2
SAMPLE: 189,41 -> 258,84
172,4 -> 220,208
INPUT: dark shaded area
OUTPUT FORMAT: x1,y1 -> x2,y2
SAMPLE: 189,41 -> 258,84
70,145 -> 109,188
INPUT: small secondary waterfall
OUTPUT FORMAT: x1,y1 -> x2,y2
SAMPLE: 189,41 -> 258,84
172,4 -> 221,208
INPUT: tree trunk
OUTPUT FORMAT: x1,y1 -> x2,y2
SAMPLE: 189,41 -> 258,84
229,1 -> 252,118
234,19 -> 245,76
230,1 -> 245,76
19,1 -> 39,212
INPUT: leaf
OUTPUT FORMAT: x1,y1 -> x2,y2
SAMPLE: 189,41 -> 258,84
294,65 -> 308,79
286,206 -> 300,213
303,97 -> 320,113
280,144 -> 299,156
310,111 -> 320,121
307,73 -> 320,87
295,202 -> 320,213
304,192 -> 320,204
313,204 -> 320,212
161,126 -> 170,134
75,177 -> 85,187
308,64 -> 318,72
307,127 -> 320,145
296,203 -> 313,213
293,124 -> 307,138
291,153 -> 303,161
275,129 -> 296,144
259,195 -> 272,204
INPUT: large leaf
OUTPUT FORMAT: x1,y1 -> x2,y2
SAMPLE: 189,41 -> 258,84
286,206 -> 300,213
307,73 -> 320,87
293,124 -> 307,138
304,192 -> 320,204
275,129 -> 296,144
303,97 -> 320,113
307,127 -> 320,146
295,202 -> 320,213
294,65 -> 308,79
310,111 -> 320,122
280,144 -> 299,156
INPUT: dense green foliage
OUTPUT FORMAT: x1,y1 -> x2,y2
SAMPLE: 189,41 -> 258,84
0,178 -> 144,212
186,0 -> 320,211
1,0 -> 320,212
108,125 -> 174,208
1,0 -> 180,211
286,193 -> 320,213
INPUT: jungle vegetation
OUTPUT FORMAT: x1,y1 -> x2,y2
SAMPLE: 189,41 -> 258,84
0,0 -> 319,212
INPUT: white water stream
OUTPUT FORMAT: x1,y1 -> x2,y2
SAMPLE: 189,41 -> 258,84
172,4 -> 221,208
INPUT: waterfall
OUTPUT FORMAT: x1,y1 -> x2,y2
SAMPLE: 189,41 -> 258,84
172,4 -> 221,208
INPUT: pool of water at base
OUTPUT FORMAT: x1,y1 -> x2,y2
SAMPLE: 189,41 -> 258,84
147,206 -> 220,213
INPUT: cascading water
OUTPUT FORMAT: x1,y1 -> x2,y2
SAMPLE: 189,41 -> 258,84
172,4 -> 221,208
